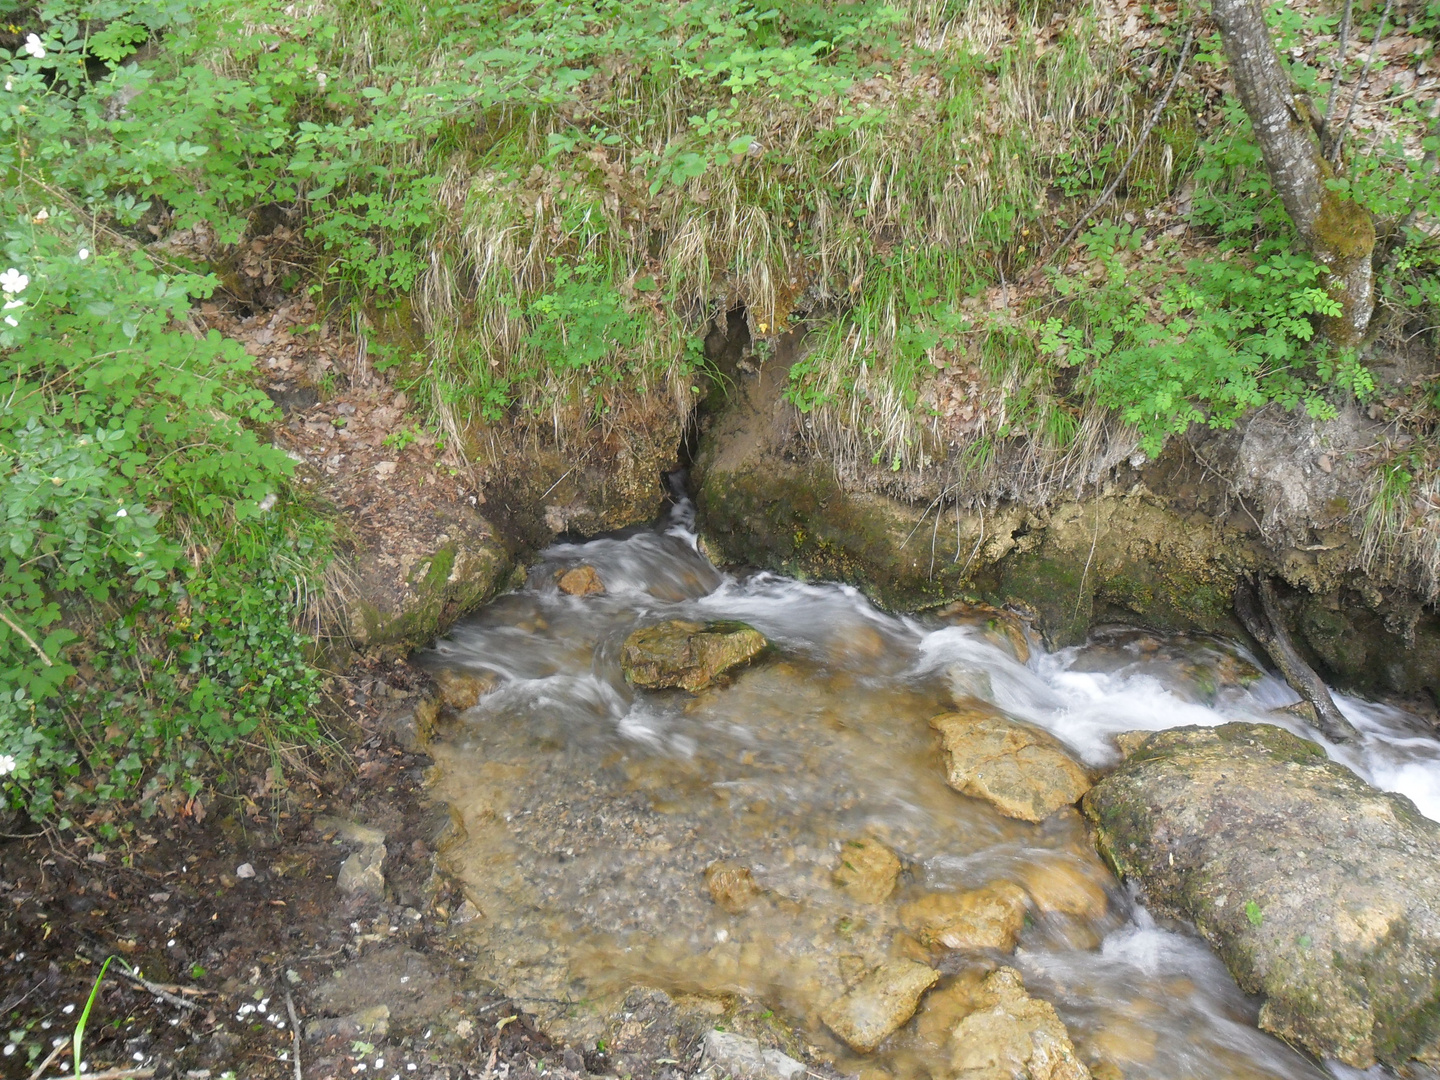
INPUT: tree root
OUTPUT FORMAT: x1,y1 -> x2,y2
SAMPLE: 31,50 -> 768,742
1234,576 -> 1360,744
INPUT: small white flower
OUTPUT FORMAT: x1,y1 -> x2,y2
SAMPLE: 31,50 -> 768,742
4,299 -> 22,310
33,208 -> 48,222
78,248 -> 90,260
115,507 -> 128,518
3,79 -> 11,92
23,34 -> 46,59
0,268 -> 29,294
0,754 -> 15,776
258,492 -> 277,512
3,316 -> 17,328
316,72 -> 327,89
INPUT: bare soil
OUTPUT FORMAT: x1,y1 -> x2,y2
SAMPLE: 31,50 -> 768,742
0,658 -> 577,1080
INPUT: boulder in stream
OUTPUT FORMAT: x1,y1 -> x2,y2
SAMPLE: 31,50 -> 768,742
900,881 -> 1029,951
557,565 -> 606,596
1083,723 -> 1440,1068
832,838 -> 902,903
820,959 -> 940,1054
622,619 -> 768,692
948,967 -> 1091,1080
433,668 -> 498,712
930,702 -> 1091,823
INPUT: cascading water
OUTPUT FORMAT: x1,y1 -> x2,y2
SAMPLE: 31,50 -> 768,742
421,497 -> 1440,1080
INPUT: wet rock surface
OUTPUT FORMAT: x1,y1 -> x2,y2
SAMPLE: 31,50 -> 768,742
819,959 -> 940,1053
832,838 -> 902,904
558,564 -> 606,595
930,703 -> 1091,822
432,667 -> 499,711
948,967 -> 1091,1080
699,1030 -> 807,1080
621,618 -> 768,691
900,882 -> 1029,951
1084,722 -> 1440,1067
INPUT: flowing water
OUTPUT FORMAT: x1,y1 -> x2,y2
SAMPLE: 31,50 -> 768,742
422,500 -> 1440,1080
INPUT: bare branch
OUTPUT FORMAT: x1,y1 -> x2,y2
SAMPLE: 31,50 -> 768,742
0,607 -> 54,667
1328,0 -> 1395,164
1320,0 -> 1354,140
1045,26 -> 1195,265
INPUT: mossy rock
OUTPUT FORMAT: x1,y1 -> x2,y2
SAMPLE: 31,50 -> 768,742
339,505 -> 512,654
1083,723 -> 1440,1068
621,619 -> 768,692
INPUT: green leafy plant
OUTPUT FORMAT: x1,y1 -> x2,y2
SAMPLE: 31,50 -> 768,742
1040,217 -> 1371,455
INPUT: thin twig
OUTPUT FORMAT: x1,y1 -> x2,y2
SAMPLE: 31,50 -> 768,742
106,965 -> 205,1012
1073,503 -> 1102,621
27,1041 -> 66,1080
1320,0 -> 1354,142
1044,27 -> 1195,267
285,990 -> 303,1080
1328,0 -> 1395,164
0,607 -> 54,666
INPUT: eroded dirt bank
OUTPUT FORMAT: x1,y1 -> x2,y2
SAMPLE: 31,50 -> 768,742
692,335 -> 1440,713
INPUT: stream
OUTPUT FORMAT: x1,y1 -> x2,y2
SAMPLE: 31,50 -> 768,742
422,498 -> 1440,1080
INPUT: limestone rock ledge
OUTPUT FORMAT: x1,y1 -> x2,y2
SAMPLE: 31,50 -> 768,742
1083,723 -> 1440,1068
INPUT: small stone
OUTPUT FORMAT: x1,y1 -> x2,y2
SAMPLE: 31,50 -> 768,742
832,838 -> 902,904
820,959 -> 940,1054
450,898 -> 482,925
304,1004 -> 390,1042
900,881 -> 1029,951
557,565 -> 606,596
337,844 -> 387,900
315,817 -> 387,847
432,668 -> 498,711
838,955 -> 870,987
373,460 -> 397,478
235,863 -> 256,879
931,701 -> 1090,822
948,968 -> 1090,1080
1018,859 -> 1109,920
705,860 -> 761,914
622,619 -> 767,692
698,1030 -> 806,1080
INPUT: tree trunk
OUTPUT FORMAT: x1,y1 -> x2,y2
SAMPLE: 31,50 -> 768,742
1211,0 -> 1375,344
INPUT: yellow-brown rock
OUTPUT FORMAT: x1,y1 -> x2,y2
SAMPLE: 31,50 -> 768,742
934,601 -> 1031,663
705,860 -> 761,914
833,838 -> 902,904
1111,730 -> 1151,760
949,967 -> 1091,1080
557,565 -> 606,596
931,702 -> 1090,823
820,959 -> 940,1053
1018,859 -> 1110,920
900,881 -> 1028,951
433,668 -> 499,711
